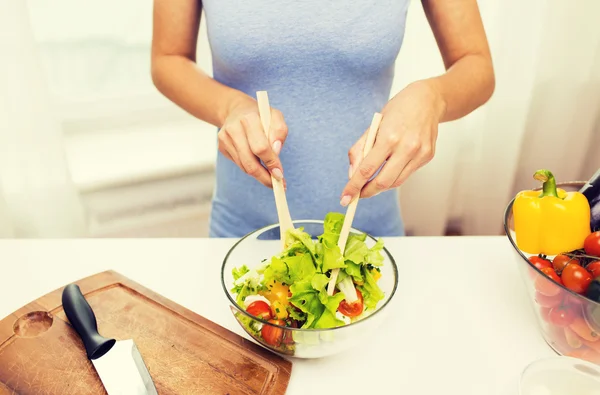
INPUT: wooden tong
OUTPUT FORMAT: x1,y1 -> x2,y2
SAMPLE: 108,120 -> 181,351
256,91 -> 295,248
327,112 -> 382,298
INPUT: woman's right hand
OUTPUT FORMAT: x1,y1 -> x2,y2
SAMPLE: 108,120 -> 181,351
218,97 -> 288,188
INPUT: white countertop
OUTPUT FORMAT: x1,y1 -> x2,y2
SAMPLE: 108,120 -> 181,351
0,236 -> 555,394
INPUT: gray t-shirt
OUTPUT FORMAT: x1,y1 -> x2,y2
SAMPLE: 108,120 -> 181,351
204,0 -> 410,237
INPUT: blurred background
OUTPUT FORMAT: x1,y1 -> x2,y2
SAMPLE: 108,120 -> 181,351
0,0 -> 598,238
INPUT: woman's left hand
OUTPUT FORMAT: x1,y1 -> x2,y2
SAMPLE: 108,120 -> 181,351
340,80 -> 447,206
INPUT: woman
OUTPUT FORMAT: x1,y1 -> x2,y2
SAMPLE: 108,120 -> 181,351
150,0 -> 495,238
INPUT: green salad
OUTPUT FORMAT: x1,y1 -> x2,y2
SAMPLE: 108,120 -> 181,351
230,212 -> 386,346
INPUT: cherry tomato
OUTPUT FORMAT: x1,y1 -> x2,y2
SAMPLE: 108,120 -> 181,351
246,301 -> 273,321
561,263 -> 593,294
529,256 -> 552,271
552,255 -> 578,274
535,291 -> 563,308
261,319 -> 285,347
587,261 -> 600,278
338,289 -> 364,317
535,267 -> 563,296
584,231 -> 600,257
548,304 -> 577,327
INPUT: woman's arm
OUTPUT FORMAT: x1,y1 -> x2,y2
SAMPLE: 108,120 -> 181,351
151,0 -> 289,187
341,0 -> 495,201
421,0 -> 495,122
150,0 -> 250,128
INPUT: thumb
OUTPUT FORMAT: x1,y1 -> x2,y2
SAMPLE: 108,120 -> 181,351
348,130 -> 367,179
269,109 -> 288,155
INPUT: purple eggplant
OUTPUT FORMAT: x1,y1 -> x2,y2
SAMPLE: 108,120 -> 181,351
580,167 -> 600,231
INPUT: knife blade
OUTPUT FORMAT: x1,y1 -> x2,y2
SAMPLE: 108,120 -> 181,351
62,284 -> 158,395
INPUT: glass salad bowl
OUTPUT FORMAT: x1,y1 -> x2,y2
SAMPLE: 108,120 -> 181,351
504,181 -> 600,365
221,220 -> 399,359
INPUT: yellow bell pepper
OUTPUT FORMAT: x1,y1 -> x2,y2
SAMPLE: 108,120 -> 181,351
513,169 -> 591,255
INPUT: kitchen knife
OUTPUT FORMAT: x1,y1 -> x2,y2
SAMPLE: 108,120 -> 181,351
62,284 -> 158,395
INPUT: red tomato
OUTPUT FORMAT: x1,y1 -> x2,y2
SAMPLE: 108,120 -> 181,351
529,256 -> 552,271
548,304 -> 577,327
584,231 -> 600,257
261,319 -> 285,347
535,267 -> 563,296
534,291 -> 563,308
561,263 -> 593,294
587,261 -> 600,278
552,255 -> 578,274
338,289 -> 364,317
246,301 -> 273,321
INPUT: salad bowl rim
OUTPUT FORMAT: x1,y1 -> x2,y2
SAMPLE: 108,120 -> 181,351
220,218 -> 400,332
503,180 -> 600,310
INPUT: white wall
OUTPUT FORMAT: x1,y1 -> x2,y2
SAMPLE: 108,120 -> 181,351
394,0 -> 600,236
2,0 -> 599,238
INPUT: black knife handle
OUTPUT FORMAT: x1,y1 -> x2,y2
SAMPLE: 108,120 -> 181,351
62,284 -> 116,360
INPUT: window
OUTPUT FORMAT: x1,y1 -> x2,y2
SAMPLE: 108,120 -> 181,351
25,0 -> 217,190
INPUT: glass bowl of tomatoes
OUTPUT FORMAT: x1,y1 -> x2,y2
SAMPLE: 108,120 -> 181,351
220,220 -> 399,359
504,181 -> 600,365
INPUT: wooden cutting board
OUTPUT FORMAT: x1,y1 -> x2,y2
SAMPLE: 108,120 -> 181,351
0,270 -> 292,395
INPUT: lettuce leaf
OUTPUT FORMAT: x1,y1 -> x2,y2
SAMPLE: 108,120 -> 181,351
321,238 -> 346,273
231,269 -> 261,306
232,265 -> 250,281
288,280 -> 324,328
358,266 -> 385,311
365,238 -> 385,267
286,253 -> 317,283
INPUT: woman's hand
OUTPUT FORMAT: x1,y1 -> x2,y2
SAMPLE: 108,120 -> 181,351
218,97 -> 288,188
340,80 -> 447,206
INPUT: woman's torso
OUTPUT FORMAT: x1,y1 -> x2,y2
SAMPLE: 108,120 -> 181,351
203,0 -> 411,237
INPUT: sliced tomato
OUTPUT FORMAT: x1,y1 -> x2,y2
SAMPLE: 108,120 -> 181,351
587,261 -> 600,278
535,267 -> 563,296
561,263 -> 593,294
261,319 -> 285,347
584,231 -> 600,257
338,289 -> 364,318
246,301 -> 273,321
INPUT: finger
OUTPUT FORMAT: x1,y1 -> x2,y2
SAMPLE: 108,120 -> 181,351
218,129 -> 242,166
340,142 -> 390,206
269,109 -> 288,155
229,122 -> 273,188
241,114 -> 284,181
348,130 -> 368,179
360,154 -> 409,198
390,143 -> 435,188
389,158 -> 420,189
